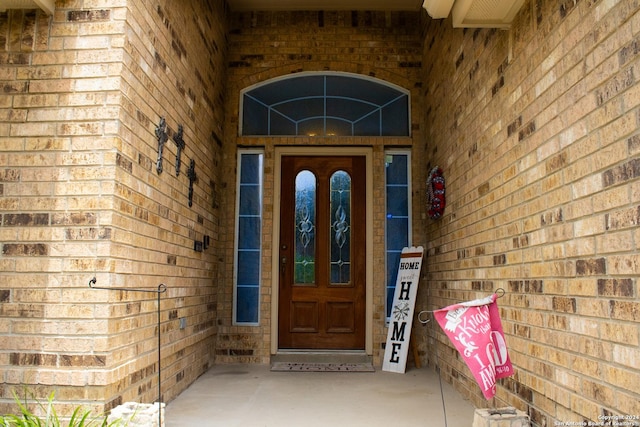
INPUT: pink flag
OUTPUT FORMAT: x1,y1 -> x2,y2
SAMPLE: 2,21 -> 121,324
433,294 -> 513,400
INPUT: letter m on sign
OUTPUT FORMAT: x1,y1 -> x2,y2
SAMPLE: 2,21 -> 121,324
382,246 -> 424,374
391,321 -> 406,341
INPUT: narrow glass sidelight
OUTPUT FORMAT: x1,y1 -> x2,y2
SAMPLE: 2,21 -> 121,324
384,151 -> 411,320
234,151 -> 263,325
330,170 -> 351,285
295,170 -> 316,284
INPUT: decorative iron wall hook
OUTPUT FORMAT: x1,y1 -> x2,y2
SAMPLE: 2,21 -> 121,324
173,124 -> 185,176
187,159 -> 196,207
155,117 -> 168,175
417,288 -> 506,325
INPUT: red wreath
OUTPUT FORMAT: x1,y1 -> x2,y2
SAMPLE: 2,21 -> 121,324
427,166 -> 446,219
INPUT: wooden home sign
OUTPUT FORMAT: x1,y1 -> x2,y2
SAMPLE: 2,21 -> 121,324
382,246 -> 424,373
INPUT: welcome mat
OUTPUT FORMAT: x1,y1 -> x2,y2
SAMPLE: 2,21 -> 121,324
270,362 -> 375,372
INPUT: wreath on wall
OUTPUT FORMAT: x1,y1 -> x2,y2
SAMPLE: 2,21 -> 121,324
427,166 -> 446,219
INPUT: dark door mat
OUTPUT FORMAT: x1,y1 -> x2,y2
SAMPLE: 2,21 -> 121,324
270,362 -> 375,372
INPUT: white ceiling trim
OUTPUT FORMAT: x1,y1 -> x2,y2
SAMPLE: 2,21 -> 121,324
423,0 -> 525,28
421,0 -> 455,19
451,0 -> 526,28
0,0 -> 55,15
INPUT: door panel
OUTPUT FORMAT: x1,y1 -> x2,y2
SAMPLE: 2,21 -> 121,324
326,302 -> 355,333
290,301 -> 318,333
279,156 -> 366,350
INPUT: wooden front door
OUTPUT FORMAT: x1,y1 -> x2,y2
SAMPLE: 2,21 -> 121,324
278,156 -> 366,350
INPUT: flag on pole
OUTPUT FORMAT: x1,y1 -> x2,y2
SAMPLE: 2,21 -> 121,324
433,294 -> 513,399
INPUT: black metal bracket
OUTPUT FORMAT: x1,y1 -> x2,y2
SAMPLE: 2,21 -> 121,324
88,277 -> 167,427
187,159 -> 196,207
155,117 -> 168,175
173,124 -> 185,177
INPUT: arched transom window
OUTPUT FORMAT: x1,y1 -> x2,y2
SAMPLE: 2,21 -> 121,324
240,72 -> 410,137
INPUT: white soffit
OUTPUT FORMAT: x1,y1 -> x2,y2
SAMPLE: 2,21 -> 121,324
422,0 -> 525,28
422,0 -> 455,19
452,0 -> 526,28
0,0 -> 55,15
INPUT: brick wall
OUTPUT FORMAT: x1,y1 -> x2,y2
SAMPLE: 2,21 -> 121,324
220,10 -> 426,365
0,0 -> 227,414
420,0 -> 640,424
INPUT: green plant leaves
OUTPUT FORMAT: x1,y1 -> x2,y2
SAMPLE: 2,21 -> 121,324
0,391 -> 123,427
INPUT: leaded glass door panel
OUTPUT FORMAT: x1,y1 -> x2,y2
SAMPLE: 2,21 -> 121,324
278,156 -> 366,350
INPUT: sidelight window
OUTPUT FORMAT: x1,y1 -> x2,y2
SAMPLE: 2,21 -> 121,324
385,151 -> 411,320
234,150 -> 263,325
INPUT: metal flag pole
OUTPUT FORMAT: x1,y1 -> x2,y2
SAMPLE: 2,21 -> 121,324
417,288 -> 508,426
418,288 -> 449,427
89,277 -> 167,427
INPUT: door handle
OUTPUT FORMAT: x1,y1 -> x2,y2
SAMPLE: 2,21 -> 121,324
281,256 -> 287,274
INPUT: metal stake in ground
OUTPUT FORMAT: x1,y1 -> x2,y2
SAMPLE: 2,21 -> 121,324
89,278 -> 167,427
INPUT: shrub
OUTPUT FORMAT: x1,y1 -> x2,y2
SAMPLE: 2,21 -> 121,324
0,391 -> 122,427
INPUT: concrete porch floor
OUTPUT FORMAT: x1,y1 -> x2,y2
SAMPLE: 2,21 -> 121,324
165,364 -> 476,427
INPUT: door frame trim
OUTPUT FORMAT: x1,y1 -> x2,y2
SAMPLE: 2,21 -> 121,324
271,146 -> 374,355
